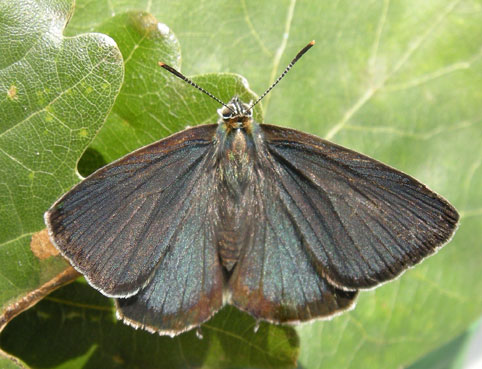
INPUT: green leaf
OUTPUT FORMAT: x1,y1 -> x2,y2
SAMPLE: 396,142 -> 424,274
0,349 -> 28,369
2,1 -> 482,368
0,0 -> 123,335
407,319 -> 481,369
78,11 -> 260,173
0,280 -> 298,369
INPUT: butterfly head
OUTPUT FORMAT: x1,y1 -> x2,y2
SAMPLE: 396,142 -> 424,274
218,97 -> 253,131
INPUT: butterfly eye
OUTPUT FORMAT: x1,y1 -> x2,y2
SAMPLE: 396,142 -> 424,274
222,110 -> 233,119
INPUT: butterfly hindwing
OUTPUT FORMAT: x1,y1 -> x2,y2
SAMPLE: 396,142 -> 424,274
229,144 -> 358,323
45,125 -> 220,297
115,167 -> 224,335
260,124 -> 459,290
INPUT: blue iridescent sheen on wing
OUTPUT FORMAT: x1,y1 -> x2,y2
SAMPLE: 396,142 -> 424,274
116,166 -> 223,335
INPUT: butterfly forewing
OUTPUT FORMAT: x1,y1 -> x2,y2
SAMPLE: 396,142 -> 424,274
260,124 -> 459,290
45,124 -> 220,297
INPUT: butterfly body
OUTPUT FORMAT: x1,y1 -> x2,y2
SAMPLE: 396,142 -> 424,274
216,126 -> 256,194
214,98 -> 260,271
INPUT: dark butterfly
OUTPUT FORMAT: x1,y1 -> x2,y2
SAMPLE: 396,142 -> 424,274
45,41 -> 459,336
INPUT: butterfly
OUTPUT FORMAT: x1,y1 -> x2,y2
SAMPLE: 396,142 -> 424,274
45,41 -> 459,337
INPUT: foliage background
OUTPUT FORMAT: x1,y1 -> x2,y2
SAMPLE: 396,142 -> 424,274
0,0 -> 481,368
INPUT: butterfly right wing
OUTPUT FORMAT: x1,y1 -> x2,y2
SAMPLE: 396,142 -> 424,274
260,124 -> 459,290
45,124 -> 220,297
228,137 -> 358,324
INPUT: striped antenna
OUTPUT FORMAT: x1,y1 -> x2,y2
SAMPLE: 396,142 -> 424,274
158,62 -> 234,112
247,40 -> 315,112
159,40 -> 315,114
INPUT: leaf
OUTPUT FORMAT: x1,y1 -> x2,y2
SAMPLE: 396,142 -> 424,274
0,0 -> 123,334
1,1 -> 481,369
407,320 -> 480,369
0,281 -> 299,369
0,349 -> 28,369
78,11 -> 261,172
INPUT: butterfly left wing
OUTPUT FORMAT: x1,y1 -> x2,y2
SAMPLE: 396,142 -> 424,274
45,125 -> 221,297
115,168 -> 224,336
46,124 -> 225,335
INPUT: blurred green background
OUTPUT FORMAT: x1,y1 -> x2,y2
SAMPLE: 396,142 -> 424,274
0,0 -> 481,368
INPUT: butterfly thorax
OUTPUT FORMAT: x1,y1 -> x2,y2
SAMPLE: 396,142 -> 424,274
216,97 -> 256,192
215,97 -> 257,271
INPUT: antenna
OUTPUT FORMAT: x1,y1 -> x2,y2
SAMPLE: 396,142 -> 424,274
158,40 -> 315,114
158,62 -> 234,112
247,40 -> 315,112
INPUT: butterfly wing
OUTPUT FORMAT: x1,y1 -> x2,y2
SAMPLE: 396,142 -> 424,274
259,124 -> 459,290
45,124 -> 221,298
115,166 -> 224,335
228,142 -> 358,323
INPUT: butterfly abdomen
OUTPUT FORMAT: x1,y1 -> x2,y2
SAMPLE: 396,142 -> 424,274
217,229 -> 243,271
215,128 -> 258,271
216,195 -> 253,272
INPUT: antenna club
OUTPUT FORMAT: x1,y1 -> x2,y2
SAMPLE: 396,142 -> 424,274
158,62 -> 165,66
246,40 -> 315,112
